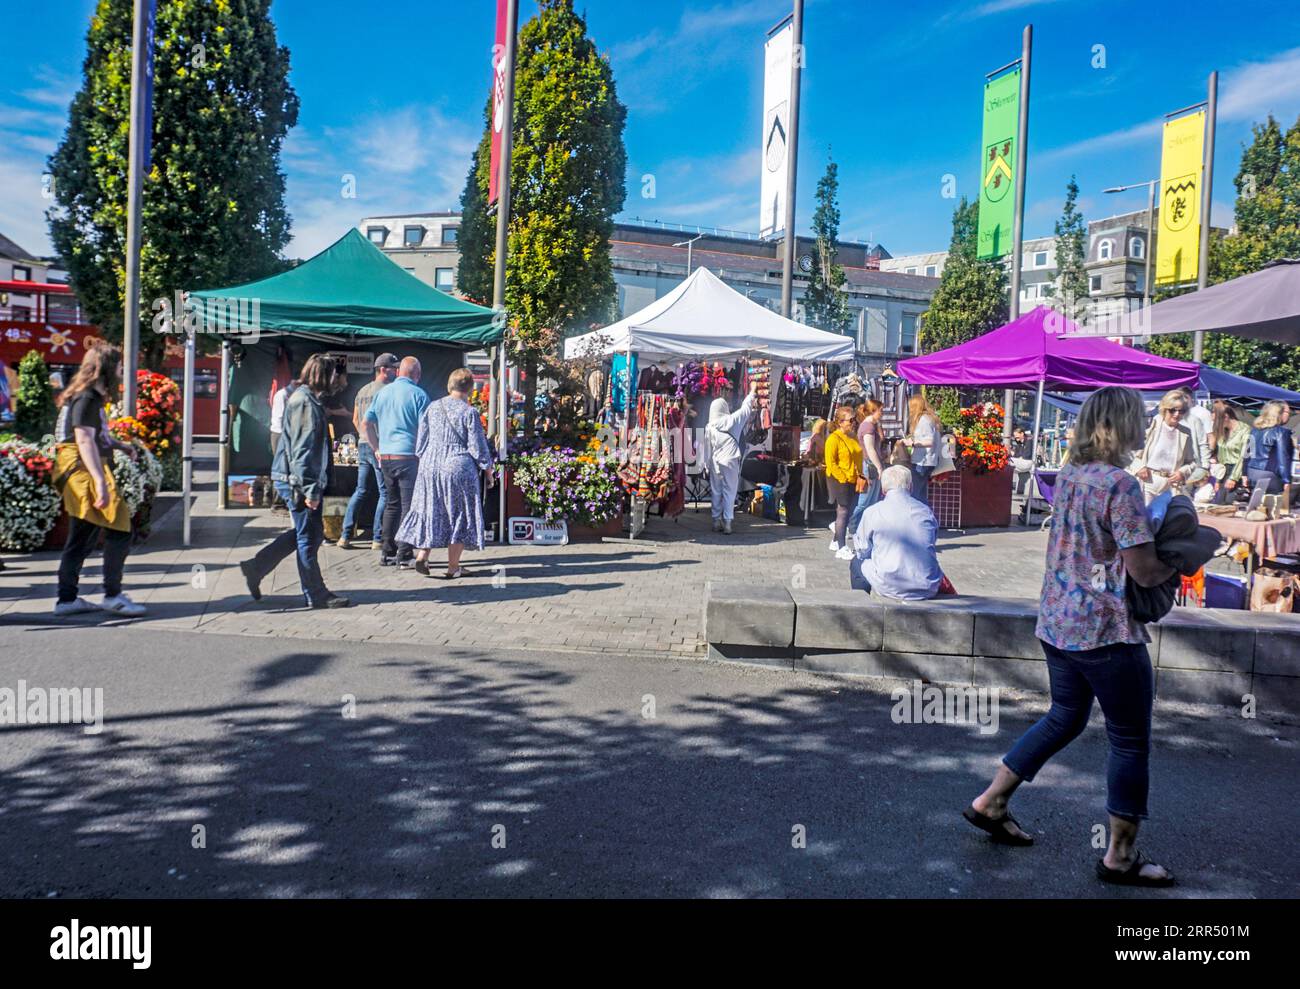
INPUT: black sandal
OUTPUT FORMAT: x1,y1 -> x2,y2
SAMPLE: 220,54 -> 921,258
963,806 -> 1035,846
1096,852 -> 1176,887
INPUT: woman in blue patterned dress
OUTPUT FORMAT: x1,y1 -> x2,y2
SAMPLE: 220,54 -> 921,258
398,368 -> 495,579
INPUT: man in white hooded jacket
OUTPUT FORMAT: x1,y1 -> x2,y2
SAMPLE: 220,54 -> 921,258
705,380 -> 758,534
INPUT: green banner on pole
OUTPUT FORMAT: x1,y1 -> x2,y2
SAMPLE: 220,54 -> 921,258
977,69 -> 1020,260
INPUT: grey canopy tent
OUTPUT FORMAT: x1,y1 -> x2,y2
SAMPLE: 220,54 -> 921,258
1076,259 -> 1300,345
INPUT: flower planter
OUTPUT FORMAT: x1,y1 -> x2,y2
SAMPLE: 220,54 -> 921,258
41,510 -> 70,552
955,465 -> 1013,528
503,466 -> 623,539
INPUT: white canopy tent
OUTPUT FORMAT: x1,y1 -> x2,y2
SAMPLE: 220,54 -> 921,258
563,266 -> 856,362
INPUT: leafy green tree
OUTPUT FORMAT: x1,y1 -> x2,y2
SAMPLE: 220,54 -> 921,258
919,197 -> 1009,354
802,154 -> 852,334
14,351 -> 56,440
1148,114 -> 1300,388
456,118 -> 494,307
457,0 -> 627,433
47,0 -> 300,367
1047,175 -> 1089,321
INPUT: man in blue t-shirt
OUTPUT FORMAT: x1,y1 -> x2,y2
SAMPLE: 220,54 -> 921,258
364,356 -> 429,566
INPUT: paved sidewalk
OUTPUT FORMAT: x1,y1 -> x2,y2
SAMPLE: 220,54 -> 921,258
1,451 -> 1052,657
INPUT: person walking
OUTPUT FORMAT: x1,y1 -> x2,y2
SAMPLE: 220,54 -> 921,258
339,353 -> 397,548
50,342 -> 147,617
824,404 -> 863,560
704,380 -> 758,535
1241,400 -> 1294,496
1131,390 -> 1209,504
1209,401 -> 1251,505
239,354 -> 350,609
965,386 -> 1177,887
364,356 -> 429,567
400,368 -> 496,579
906,394 -> 941,511
847,398 -> 887,533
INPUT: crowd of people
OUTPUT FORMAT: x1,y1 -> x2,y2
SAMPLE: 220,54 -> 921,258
236,353 -> 495,608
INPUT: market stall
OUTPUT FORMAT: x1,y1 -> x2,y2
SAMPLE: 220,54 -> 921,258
897,306 -> 1200,526
187,229 -> 504,542
560,266 -> 856,535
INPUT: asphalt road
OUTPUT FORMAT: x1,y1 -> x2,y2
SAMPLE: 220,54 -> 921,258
0,621 -> 1296,898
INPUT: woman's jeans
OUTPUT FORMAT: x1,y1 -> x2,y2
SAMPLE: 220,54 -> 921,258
1246,468 -> 1283,495
57,516 -> 132,603
911,464 -> 936,510
847,471 -> 882,532
246,483 -> 330,606
341,442 -> 385,541
1002,640 -> 1154,822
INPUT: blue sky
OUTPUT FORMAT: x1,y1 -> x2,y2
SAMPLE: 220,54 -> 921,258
3,0 -> 1300,263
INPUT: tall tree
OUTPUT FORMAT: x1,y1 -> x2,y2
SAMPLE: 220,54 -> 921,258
457,0 -> 627,432
802,154 -> 852,334
1148,114 -> 1300,389
47,0 -> 299,366
1048,175 -> 1089,322
919,197 -> 1009,355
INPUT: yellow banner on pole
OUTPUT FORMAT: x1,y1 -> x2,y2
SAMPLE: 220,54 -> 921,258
1155,111 -> 1205,286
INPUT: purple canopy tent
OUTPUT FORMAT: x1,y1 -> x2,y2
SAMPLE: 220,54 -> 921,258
897,306 -> 1199,480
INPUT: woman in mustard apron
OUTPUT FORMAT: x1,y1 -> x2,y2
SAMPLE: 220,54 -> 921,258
51,343 -> 146,617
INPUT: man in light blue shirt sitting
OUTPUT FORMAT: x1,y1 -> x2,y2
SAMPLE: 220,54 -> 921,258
849,465 -> 943,601
364,356 -> 429,567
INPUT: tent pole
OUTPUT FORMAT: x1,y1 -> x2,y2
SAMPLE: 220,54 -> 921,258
1027,378 -> 1045,522
182,326 -> 195,546
498,339 -> 508,543
217,340 -> 230,510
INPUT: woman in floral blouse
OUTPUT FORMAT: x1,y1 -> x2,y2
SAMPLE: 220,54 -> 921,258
964,386 -> 1179,887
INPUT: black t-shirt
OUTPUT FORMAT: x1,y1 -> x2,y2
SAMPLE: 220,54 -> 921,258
55,391 -> 111,452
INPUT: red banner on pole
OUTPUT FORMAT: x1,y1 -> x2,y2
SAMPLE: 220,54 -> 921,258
488,0 -> 509,205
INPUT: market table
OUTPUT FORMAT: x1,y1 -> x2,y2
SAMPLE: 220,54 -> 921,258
1197,510 -> 1300,585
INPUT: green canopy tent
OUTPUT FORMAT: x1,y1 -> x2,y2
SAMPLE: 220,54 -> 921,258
182,229 -> 506,543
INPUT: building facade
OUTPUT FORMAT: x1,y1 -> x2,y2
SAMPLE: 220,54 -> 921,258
361,213 -> 942,366
357,213 -> 462,293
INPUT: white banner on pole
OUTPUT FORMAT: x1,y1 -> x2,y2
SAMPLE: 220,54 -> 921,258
760,19 -> 793,240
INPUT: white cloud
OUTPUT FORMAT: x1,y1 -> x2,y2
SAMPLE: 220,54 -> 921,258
284,106 -> 479,257
1040,46 -> 1300,164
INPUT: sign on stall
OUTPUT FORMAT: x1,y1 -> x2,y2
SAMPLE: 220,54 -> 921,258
324,351 -> 377,377
508,517 -> 569,546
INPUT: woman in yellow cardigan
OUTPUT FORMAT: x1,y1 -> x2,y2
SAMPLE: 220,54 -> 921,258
825,405 -> 863,559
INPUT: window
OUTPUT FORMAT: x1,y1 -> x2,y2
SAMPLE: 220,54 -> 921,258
1089,275 -> 1102,292
905,267 -> 917,275
1135,272 -> 1146,293
1099,239 -> 1113,261
1130,236 -> 1144,259
435,268 -> 454,291
403,226 -> 425,247
925,265 -> 937,277
12,265 -> 31,281
366,226 -> 387,245
441,226 -> 459,245
1033,251 -> 1048,268
11,305 -> 32,321
900,313 -> 918,354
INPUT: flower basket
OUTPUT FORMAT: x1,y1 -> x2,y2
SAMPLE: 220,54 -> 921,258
957,464 -> 1013,528
507,448 -> 625,531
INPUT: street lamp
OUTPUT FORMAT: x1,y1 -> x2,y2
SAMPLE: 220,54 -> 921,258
673,233 -> 705,276
1103,180 -> 1156,313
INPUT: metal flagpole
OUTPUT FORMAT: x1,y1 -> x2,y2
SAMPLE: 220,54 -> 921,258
182,323 -> 195,546
1193,70 -> 1217,363
779,0 -> 804,319
491,0 -> 519,543
1005,23 -> 1032,440
121,0 -> 151,416
217,340 -> 230,509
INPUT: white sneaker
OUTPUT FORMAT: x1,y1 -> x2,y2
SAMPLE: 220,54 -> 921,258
835,546 -> 854,561
829,540 -> 842,552
53,597 -> 99,617
827,521 -> 836,534
100,593 -> 147,617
